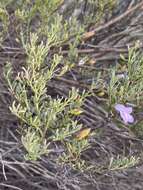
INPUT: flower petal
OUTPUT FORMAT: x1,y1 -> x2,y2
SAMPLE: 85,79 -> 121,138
126,114 -> 134,123
115,104 -> 133,114
120,111 -> 134,124
115,104 -> 125,112
115,104 -> 134,124
120,111 -> 130,124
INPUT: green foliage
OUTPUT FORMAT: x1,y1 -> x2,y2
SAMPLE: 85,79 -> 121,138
0,0 -> 14,8
22,128 -> 50,161
0,7 -> 9,42
59,138 -> 89,170
4,32 -> 89,162
84,0 -> 116,24
109,155 -> 140,170
2,0 -> 118,168
108,42 -> 143,107
131,119 -> 143,138
15,0 -> 84,47
15,0 -> 63,24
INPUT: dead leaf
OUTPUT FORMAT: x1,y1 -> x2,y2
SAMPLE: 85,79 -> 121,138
82,31 -> 95,41
70,108 -> 83,116
88,58 -> 96,65
76,128 -> 91,140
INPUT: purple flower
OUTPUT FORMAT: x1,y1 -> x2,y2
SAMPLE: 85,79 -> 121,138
115,104 -> 134,124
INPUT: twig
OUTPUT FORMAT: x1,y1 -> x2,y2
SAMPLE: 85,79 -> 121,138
82,1 -> 143,41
